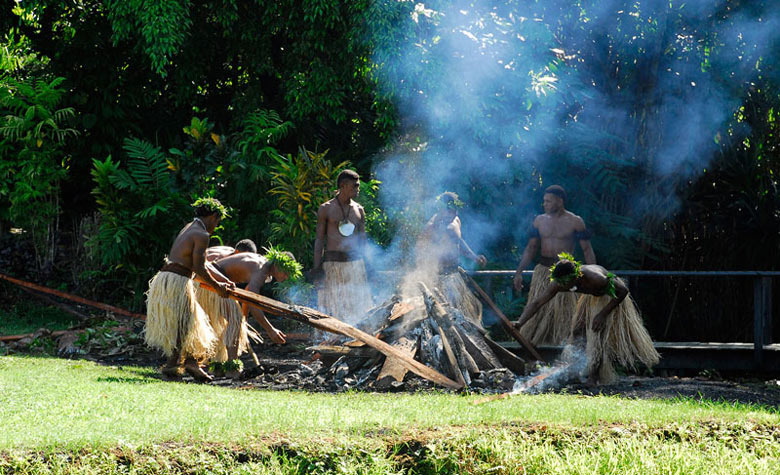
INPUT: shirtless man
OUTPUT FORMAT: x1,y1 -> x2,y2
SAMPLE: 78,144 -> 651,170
145,197 -> 235,381
311,169 -> 372,324
209,247 -> 301,368
513,255 -> 659,385
415,192 -> 487,324
512,185 -> 596,344
205,239 -> 257,262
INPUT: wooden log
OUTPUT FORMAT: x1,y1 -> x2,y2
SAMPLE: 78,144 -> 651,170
453,323 -> 500,371
305,345 -> 380,358
378,305 -> 426,340
355,297 -> 399,335
200,284 -> 463,389
446,325 -> 480,380
458,267 -> 545,362
0,272 -> 146,320
447,307 -> 503,370
375,336 -> 418,388
483,335 -> 529,375
419,320 -> 444,371
419,283 -> 467,386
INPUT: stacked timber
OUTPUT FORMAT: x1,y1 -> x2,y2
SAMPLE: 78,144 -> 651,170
308,282 -> 530,390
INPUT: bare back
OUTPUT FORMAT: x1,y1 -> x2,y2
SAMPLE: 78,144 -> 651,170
213,253 -> 270,292
168,220 -> 210,271
419,213 -> 462,269
534,211 -> 586,258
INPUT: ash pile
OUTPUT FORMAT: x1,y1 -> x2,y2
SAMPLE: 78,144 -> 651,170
307,282 -> 532,392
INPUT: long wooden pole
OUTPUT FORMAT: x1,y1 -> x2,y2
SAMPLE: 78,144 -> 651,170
200,284 -> 463,390
0,272 -> 146,320
458,267 -> 545,362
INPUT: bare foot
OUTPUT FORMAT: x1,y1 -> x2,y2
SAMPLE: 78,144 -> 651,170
161,365 -> 184,380
184,359 -> 213,382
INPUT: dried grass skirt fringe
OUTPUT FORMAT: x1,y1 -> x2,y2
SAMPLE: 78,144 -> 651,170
438,272 -> 482,326
144,271 -> 216,360
520,264 -> 579,345
196,287 -> 261,362
574,288 -> 660,384
318,260 -> 373,325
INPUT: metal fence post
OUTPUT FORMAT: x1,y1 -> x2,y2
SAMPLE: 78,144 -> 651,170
754,277 -> 773,366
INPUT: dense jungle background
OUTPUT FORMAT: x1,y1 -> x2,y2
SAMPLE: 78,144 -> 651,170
1,0 -> 778,343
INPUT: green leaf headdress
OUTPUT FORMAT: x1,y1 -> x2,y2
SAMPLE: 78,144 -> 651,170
263,245 -> 303,281
435,191 -> 465,210
549,252 -> 583,287
191,197 -> 230,220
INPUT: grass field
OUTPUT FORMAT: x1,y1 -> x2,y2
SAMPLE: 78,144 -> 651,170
1,355 -> 779,474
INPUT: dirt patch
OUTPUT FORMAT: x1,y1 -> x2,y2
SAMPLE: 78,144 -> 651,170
6,319 -> 780,409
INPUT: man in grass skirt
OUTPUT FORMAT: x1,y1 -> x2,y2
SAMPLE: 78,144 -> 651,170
197,246 -> 302,378
514,253 -> 659,385
144,197 -> 235,381
416,192 -> 487,326
513,185 -> 597,345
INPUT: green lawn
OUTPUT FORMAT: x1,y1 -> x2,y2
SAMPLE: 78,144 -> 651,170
0,300 -> 78,336
1,355 -> 779,473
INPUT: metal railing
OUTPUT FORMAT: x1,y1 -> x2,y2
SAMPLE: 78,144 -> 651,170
473,269 -> 779,366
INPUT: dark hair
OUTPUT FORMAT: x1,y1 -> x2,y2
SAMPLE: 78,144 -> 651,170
193,197 -> 228,218
235,239 -> 257,253
337,169 -> 360,188
551,260 -> 576,280
544,185 -> 567,203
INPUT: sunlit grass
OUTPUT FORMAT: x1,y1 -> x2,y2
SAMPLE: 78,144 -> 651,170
1,355 -> 777,453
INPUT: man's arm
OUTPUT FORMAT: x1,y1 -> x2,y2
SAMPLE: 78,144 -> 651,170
356,205 -> 367,258
312,204 -> 328,270
192,233 -> 234,297
513,228 -> 540,291
590,278 -> 628,331
244,273 -> 286,344
513,283 -> 560,330
574,217 -> 597,265
449,220 -> 486,266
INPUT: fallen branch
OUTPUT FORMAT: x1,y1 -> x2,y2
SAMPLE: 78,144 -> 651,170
0,272 -> 145,320
458,267 -> 544,362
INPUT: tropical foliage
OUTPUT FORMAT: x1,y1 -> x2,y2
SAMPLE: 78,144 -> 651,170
1,1 -> 779,342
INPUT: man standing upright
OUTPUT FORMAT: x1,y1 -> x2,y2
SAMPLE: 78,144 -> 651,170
513,185 -> 596,345
311,170 -> 372,324
416,192 -> 487,325
145,197 -> 235,381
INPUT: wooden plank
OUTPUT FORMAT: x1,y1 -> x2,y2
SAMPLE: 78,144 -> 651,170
419,283 -> 467,386
458,267 -> 545,362
0,272 -> 146,320
376,336 -> 418,388
454,324 -> 500,371
200,284 -> 463,389
483,335 -> 529,375
306,345 -> 380,358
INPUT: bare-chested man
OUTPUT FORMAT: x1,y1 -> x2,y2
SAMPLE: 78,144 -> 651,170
513,255 -> 659,385
205,239 -> 257,262
311,169 -> 372,324
145,197 -> 235,381
512,185 -> 597,345
415,192 -> 487,325
198,247 -> 300,377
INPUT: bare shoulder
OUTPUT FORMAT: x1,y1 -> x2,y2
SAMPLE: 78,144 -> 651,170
566,211 -> 586,229
532,214 -> 544,226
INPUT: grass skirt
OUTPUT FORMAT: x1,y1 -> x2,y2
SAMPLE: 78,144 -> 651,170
520,264 -> 579,345
144,271 -> 216,360
318,260 -> 373,325
573,288 -> 660,384
196,287 -> 260,362
438,272 -> 482,326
